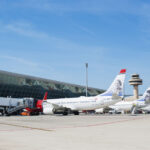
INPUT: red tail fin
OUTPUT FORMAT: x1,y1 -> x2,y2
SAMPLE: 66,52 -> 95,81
43,92 -> 48,100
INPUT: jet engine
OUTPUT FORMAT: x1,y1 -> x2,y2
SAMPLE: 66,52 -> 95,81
42,101 -> 72,115
43,102 -> 55,115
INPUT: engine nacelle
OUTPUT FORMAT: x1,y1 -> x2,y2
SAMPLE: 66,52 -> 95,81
43,102 -> 55,115
42,101 -> 71,115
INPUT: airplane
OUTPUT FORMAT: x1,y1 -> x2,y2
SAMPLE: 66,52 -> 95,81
42,69 -> 126,115
100,87 -> 150,114
139,105 -> 150,114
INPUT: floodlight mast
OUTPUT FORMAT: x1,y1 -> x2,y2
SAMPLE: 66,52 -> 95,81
85,63 -> 88,97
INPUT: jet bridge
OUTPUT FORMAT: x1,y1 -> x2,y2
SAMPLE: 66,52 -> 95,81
0,97 -> 34,116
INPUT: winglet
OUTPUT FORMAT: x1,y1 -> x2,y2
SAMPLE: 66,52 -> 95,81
43,92 -> 48,100
120,69 -> 126,74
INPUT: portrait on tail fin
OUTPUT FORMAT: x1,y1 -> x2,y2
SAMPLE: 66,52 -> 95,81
144,89 -> 150,103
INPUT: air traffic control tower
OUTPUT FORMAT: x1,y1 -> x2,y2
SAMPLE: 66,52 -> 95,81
129,74 -> 143,99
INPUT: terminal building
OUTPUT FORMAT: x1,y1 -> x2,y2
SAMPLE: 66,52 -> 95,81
0,70 -> 104,99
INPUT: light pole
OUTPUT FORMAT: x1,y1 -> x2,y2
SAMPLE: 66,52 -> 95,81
85,63 -> 88,97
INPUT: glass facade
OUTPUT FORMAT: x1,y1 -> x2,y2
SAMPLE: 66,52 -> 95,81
0,70 -> 104,99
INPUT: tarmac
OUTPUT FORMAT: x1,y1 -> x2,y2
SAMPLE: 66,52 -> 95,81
0,114 -> 150,150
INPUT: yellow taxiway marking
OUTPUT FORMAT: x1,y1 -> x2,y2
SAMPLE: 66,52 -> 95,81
0,122 -> 53,132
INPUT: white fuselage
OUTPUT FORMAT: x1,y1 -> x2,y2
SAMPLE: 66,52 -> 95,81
46,95 -> 121,111
109,100 -> 145,112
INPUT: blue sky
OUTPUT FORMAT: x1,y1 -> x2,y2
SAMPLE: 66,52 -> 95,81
0,0 -> 150,95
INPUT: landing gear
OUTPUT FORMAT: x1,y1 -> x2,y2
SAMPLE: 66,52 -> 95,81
73,111 -> 79,115
56,108 -> 79,116
62,108 -> 70,116
62,111 -> 68,116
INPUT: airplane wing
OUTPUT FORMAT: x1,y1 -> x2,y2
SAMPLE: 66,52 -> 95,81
140,105 -> 150,113
49,102 -> 61,109
112,94 -> 123,101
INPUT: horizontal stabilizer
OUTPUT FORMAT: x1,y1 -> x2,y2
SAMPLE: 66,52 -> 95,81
112,94 -> 122,101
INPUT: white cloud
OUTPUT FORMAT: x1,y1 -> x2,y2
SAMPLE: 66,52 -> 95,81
10,0 -> 145,15
76,25 -> 95,36
1,0 -> 150,19
0,55 -> 56,77
0,55 -> 38,67
2,21 -> 105,55
5,22 -> 48,39
0,0 -> 143,15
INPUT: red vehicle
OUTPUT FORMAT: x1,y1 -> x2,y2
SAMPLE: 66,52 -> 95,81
21,92 -> 48,116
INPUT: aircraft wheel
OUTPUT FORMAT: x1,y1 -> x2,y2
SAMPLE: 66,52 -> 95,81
73,111 -> 79,115
63,111 -> 68,116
